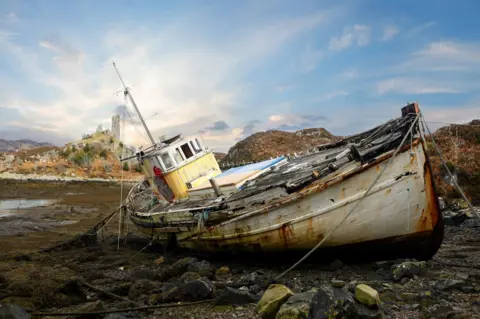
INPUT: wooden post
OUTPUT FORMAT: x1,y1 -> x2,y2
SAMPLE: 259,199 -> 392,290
209,178 -> 223,197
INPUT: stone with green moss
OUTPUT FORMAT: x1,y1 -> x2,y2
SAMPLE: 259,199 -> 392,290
355,284 -> 380,308
256,284 -> 293,319
391,260 -> 426,282
276,288 -> 317,319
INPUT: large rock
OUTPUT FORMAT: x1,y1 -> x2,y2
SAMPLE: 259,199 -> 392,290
240,271 -> 269,287
276,288 -> 317,319
128,279 -> 159,300
159,278 -> 214,302
308,284 -> 384,319
188,260 -> 215,278
178,272 -> 201,283
391,260 -> 426,282
255,284 -> 293,319
155,257 -> 214,281
165,257 -> 198,279
215,287 -> 258,306
0,304 -> 29,319
215,266 -> 231,280
355,284 -> 380,308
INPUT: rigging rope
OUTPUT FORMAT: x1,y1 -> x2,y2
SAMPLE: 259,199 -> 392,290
421,114 -> 479,219
275,112 -> 421,280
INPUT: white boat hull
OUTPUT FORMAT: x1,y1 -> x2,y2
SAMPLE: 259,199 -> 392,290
130,139 -> 443,260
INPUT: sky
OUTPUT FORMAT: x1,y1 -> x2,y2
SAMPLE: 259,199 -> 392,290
0,0 -> 479,152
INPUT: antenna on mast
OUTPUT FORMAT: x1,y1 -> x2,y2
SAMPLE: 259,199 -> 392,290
112,61 -> 156,145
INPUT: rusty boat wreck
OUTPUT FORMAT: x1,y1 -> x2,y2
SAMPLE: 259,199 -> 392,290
121,102 -> 443,262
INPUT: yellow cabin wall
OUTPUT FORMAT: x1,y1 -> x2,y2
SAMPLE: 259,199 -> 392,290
164,152 -> 221,199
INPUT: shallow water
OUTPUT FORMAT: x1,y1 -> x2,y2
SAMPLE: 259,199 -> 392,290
0,198 -> 58,217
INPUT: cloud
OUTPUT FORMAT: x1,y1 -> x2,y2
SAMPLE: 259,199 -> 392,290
328,24 -> 371,51
240,120 -> 261,137
381,25 -> 399,41
377,40 -> 480,97
296,43 -> 323,72
0,29 -> 16,42
267,113 -> 330,130
39,37 -> 85,68
400,41 -> 480,72
274,84 -> 295,93
276,124 -> 302,131
339,69 -> 358,79
421,105 -> 480,131
205,120 -> 230,131
0,6 -> 340,151
404,21 -> 435,38
375,77 -> 464,95
314,90 -> 349,102
1,12 -> 19,24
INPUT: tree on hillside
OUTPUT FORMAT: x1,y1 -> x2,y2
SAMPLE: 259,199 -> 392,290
123,162 -> 129,171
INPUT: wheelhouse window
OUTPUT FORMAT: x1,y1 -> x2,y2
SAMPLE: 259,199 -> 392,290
196,138 -> 203,150
160,153 -> 174,170
173,148 -> 184,164
180,143 -> 194,159
190,139 -> 202,153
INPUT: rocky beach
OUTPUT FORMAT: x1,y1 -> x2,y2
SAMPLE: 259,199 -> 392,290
0,180 -> 478,319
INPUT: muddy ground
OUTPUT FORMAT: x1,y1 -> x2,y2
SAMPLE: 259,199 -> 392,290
0,180 -> 479,318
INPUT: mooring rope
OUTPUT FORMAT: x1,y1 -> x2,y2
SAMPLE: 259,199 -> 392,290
421,114 -> 479,219
275,112 -> 421,280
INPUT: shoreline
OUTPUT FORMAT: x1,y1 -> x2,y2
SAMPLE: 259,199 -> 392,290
0,172 -> 142,184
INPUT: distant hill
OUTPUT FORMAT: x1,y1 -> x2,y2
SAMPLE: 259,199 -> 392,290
222,128 -> 340,163
213,152 -> 227,162
0,139 -> 54,153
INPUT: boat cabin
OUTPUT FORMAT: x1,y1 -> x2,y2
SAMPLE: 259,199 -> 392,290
137,134 -> 222,201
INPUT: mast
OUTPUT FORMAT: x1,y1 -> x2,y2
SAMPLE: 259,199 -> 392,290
112,61 -> 155,144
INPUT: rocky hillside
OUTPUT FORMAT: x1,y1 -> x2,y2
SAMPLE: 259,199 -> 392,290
0,131 -> 143,180
428,119 -> 480,204
213,152 -> 227,162
0,139 -> 54,153
222,128 -> 339,163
